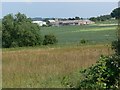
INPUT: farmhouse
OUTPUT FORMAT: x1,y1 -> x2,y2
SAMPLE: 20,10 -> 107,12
32,21 -> 47,26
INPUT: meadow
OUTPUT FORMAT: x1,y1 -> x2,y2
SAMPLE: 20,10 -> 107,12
41,24 -> 117,44
2,44 -> 113,88
2,23 -> 117,88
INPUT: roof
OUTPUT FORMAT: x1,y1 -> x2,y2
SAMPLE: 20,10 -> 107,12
48,20 -> 55,23
32,21 -> 43,23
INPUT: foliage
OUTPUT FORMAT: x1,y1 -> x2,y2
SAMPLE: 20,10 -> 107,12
78,55 -> 120,89
43,34 -> 58,45
111,7 -> 120,19
2,13 -> 42,48
80,39 -> 88,44
89,15 -> 112,22
112,40 -> 120,55
111,7 -> 120,55
75,16 -> 80,20
61,55 -> 120,89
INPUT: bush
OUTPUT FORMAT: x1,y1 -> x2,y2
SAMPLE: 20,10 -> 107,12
62,55 -> 120,89
2,13 -> 42,48
43,34 -> 58,45
80,39 -> 88,44
78,55 -> 120,89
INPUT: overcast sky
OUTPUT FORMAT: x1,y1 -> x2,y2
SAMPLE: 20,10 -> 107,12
2,2 -> 118,18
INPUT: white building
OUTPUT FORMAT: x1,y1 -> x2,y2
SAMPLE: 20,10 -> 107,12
32,21 -> 47,26
48,20 -> 56,23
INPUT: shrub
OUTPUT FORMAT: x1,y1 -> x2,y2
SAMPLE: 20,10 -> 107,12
43,34 -> 58,45
62,55 -> 120,89
78,55 -> 120,89
80,39 -> 88,44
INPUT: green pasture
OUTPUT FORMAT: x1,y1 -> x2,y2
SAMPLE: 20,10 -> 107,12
41,24 -> 117,44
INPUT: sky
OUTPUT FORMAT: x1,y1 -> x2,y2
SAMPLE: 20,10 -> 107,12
1,2 -> 118,18
1,0 -> 119,2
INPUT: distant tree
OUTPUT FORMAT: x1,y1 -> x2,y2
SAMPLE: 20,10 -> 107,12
2,13 -> 42,48
68,18 -> 75,20
52,18 -> 55,20
89,17 -> 97,22
89,15 -> 112,22
62,18 -> 67,21
111,7 -> 120,19
43,18 -> 49,22
75,16 -> 80,20
80,18 -> 84,20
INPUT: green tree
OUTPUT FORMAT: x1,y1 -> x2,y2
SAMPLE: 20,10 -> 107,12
89,15 -> 112,22
111,7 -> 120,19
78,55 -> 120,89
2,13 -> 42,48
2,14 -> 15,47
89,17 -> 97,22
111,7 -> 120,55
75,16 -> 80,20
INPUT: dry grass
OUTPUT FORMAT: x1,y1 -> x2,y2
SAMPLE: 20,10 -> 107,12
2,44 -> 113,88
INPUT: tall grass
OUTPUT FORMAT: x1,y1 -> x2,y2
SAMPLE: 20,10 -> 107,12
2,44 -> 113,88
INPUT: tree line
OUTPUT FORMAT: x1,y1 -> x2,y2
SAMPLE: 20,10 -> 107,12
89,7 -> 120,22
89,15 -> 112,22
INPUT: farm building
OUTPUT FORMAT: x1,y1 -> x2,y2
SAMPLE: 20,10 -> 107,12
49,19 -> 95,26
48,20 -> 56,26
32,19 -> 95,26
59,20 -> 94,26
32,21 -> 47,26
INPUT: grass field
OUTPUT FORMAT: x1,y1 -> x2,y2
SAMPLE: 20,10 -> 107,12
2,44 -> 113,88
2,22 -> 117,88
41,24 -> 117,44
